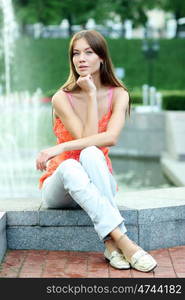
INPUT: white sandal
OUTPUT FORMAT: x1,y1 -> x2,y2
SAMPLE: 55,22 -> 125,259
104,248 -> 130,270
125,249 -> 157,272
116,235 -> 157,272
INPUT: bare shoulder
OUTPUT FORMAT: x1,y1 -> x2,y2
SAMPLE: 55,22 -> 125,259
113,86 -> 129,98
51,89 -> 68,104
112,87 -> 129,109
51,90 -> 73,119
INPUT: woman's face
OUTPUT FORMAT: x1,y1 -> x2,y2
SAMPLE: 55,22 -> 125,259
72,38 -> 102,76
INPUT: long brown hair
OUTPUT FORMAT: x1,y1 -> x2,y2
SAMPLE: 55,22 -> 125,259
59,30 -> 131,116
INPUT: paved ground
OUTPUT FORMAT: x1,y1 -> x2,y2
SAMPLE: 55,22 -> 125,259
0,245 -> 185,278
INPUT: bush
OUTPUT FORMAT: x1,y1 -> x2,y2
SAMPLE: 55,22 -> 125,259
1,37 -> 184,101
162,91 -> 185,110
130,89 -> 185,110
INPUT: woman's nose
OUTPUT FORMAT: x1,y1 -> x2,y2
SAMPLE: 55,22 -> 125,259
79,53 -> 86,61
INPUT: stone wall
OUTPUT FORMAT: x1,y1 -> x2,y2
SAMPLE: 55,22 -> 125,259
110,111 -> 166,158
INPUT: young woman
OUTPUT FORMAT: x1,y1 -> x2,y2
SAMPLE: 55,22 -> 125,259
36,30 -> 157,272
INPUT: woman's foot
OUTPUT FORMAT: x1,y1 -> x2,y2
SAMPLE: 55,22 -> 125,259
116,235 -> 157,272
104,238 -> 130,269
104,238 -> 118,253
116,235 -> 141,261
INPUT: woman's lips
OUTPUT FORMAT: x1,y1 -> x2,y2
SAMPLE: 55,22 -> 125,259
79,66 -> 88,69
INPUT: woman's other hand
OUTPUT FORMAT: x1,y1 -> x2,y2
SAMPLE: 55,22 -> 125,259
36,148 -> 52,171
76,74 -> 96,94
36,144 -> 65,171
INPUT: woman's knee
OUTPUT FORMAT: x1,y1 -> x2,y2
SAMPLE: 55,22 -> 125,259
58,159 -> 80,175
60,158 -> 79,168
79,146 -> 103,163
42,194 -> 61,209
57,158 -> 89,189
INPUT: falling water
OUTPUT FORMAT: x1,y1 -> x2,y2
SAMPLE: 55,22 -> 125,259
0,0 -> 18,94
0,89 -> 46,199
0,0 -> 47,199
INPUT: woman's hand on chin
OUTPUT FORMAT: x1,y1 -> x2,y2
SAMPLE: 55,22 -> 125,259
76,74 -> 96,94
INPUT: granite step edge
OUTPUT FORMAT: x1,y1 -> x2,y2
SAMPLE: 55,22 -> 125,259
0,212 -> 7,263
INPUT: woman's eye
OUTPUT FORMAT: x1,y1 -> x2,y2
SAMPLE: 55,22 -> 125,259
73,51 -> 93,56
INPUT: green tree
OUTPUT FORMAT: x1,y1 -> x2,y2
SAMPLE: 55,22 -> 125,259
14,0 -> 63,33
15,0 -> 178,37
106,0 -> 159,36
157,0 -> 185,37
59,0 -> 96,35
13,0 -> 112,36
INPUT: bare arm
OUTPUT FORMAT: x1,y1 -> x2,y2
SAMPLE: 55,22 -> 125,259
76,74 -> 98,136
82,91 -> 98,137
46,131 -> 114,158
52,90 -> 84,139
36,88 -> 129,171
59,87 -> 129,152
52,75 -> 99,138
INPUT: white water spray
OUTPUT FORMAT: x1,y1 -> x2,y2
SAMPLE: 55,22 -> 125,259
0,0 -> 18,94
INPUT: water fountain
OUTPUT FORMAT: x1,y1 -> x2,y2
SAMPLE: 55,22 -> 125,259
0,89 -> 46,199
0,0 -> 18,94
0,0 -> 46,199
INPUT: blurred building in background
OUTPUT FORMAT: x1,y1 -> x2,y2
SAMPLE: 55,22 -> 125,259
24,8 -> 185,39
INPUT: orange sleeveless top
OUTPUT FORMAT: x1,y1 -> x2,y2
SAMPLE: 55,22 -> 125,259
39,87 -> 114,189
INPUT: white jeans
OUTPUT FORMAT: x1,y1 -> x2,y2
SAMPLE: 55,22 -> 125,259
42,146 -> 127,241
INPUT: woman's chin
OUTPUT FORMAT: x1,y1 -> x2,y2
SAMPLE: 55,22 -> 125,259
79,69 -> 89,74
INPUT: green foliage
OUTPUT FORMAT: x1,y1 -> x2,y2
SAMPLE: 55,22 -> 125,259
14,0 -> 63,25
158,0 -> 185,17
13,0 -> 179,34
161,91 -> 185,110
9,37 -> 185,98
156,0 -> 185,36
11,37 -> 70,93
12,0 -> 185,35
109,0 -> 152,27
130,90 -> 185,111
13,0 -> 114,35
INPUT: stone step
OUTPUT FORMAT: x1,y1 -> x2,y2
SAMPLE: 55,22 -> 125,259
165,112 -> 185,161
1,187 -> 185,252
160,152 -> 185,186
0,212 -> 7,262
